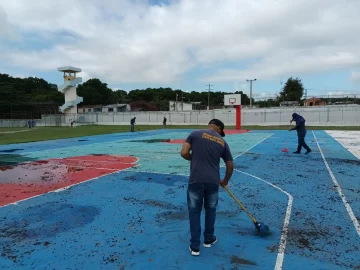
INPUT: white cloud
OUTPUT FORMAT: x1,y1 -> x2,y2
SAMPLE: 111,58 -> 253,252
0,0 -> 360,84
0,7 -> 17,41
351,72 -> 360,83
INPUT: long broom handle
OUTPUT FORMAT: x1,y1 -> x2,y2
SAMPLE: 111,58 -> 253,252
222,185 -> 258,223
287,124 -> 292,147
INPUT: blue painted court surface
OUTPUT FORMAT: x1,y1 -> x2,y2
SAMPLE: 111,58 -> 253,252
0,129 -> 359,269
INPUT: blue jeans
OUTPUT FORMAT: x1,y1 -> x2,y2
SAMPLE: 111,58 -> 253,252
187,183 -> 219,249
297,132 -> 310,152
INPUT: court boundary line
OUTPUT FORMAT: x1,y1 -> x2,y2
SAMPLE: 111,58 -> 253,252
0,159 -> 140,209
52,163 -> 142,171
234,169 -> 293,270
0,128 -> 38,134
221,133 -> 275,166
122,167 -> 293,270
220,132 -> 292,269
17,130 -> 192,154
324,130 -> 360,160
312,131 -> 360,237
0,156 -> 139,168
52,157 -> 139,166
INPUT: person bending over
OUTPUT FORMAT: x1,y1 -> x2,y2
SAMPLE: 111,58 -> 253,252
289,113 -> 311,154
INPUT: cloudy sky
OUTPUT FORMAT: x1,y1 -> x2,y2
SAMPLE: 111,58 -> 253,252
1,0 -> 360,98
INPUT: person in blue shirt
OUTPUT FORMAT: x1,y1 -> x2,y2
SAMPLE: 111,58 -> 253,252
289,113 -> 312,154
163,116 -> 167,128
130,117 -> 136,132
180,119 -> 234,256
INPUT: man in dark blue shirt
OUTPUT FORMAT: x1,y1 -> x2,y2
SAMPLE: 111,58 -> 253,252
130,117 -> 136,132
180,119 -> 234,256
289,113 -> 312,154
163,116 -> 167,129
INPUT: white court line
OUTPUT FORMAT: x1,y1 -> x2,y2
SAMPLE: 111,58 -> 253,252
127,170 -> 189,177
53,157 -> 138,165
126,167 -> 293,270
312,131 -> 360,237
1,156 -> 140,168
220,132 -> 292,269
221,133 -> 275,167
51,163 -> 142,171
234,169 -> 293,270
0,128 -> 38,134
0,161 -> 140,209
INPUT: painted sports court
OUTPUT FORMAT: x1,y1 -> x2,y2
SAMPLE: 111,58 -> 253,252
0,128 -> 359,269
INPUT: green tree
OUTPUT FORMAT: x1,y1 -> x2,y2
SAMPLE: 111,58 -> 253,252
0,73 -> 64,118
113,90 -> 128,103
77,78 -> 116,105
0,72 -> 256,116
279,77 -> 304,101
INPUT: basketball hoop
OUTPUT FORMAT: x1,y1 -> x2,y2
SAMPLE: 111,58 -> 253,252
224,94 -> 241,129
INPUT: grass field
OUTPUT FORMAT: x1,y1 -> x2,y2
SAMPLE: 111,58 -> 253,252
1,124 -> 360,145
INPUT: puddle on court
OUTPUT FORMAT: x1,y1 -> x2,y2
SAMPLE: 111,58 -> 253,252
0,155 -> 138,206
0,154 -> 37,166
156,210 -> 239,221
0,161 -> 70,184
118,172 -> 186,186
122,197 -> 183,210
0,148 -> 24,153
231,255 -> 257,266
0,202 -> 100,263
127,138 -> 172,143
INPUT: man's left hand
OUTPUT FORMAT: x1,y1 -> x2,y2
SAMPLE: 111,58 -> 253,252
220,179 -> 229,187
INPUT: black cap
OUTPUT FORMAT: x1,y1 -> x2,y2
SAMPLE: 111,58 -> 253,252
209,119 -> 225,137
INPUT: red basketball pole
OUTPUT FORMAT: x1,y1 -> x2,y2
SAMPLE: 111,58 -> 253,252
235,105 -> 241,130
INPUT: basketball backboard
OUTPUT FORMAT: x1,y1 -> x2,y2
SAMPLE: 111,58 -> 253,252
224,94 -> 241,106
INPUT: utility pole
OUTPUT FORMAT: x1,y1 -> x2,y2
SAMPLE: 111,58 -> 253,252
181,91 -> 184,111
278,79 -> 283,104
175,93 -> 178,111
206,84 -> 214,110
304,89 -> 307,106
246,79 -> 257,108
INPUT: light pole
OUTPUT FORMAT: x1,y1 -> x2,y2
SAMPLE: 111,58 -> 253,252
246,79 -> 257,107
181,91 -> 184,111
206,84 -> 214,110
175,93 -> 178,111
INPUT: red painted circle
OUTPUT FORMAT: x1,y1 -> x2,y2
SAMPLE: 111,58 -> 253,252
0,154 -> 138,207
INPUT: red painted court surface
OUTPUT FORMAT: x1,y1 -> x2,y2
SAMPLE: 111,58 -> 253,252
0,155 -> 137,207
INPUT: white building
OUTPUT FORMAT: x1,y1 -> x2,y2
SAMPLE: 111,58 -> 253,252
169,101 -> 201,111
78,104 -> 131,113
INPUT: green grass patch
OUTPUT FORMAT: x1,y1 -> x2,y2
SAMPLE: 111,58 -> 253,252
0,124 -> 359,145
0,127 -> 28,132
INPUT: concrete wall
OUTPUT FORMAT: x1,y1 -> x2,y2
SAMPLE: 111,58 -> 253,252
0,119 -> 28,128
1,105 -> 360,127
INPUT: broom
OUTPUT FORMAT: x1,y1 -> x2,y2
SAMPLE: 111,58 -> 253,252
281,124 -> 292,153
222,185 -> 270,234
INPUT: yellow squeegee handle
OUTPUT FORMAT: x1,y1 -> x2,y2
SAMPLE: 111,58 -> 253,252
222,185 -> 258,223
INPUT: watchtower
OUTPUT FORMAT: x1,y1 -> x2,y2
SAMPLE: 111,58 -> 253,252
57,66 -> 83,114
